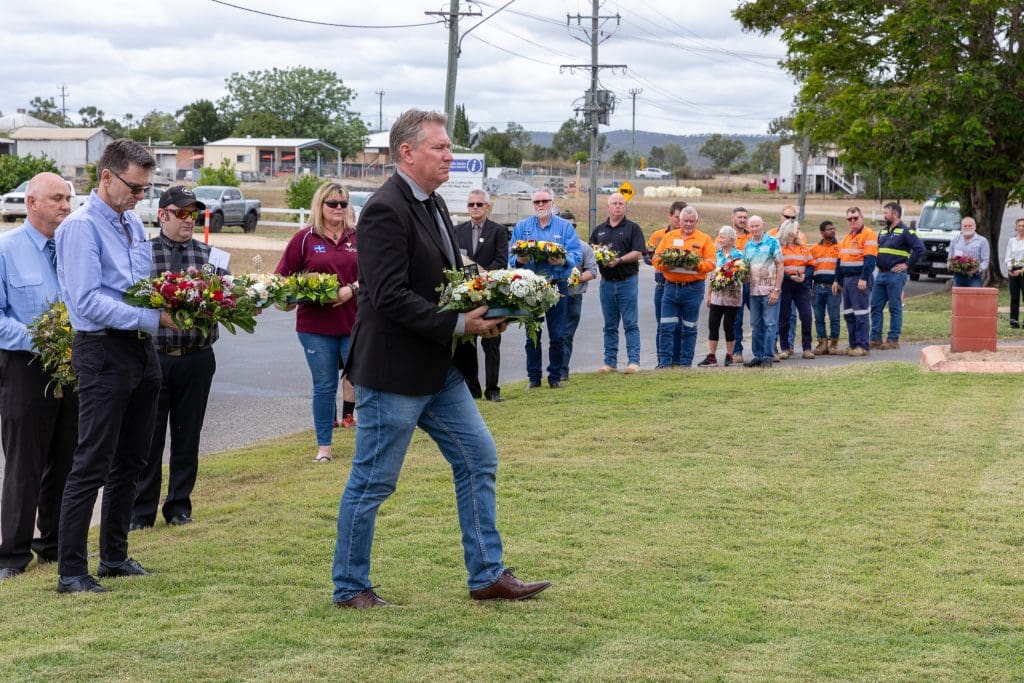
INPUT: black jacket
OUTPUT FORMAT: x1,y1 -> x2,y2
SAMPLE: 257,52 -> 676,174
455,218 -> 509,271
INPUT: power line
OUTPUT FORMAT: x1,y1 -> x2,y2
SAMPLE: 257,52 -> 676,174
207,0 -> 441,28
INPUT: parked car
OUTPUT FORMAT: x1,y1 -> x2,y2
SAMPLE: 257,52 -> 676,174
635,167 -> 673,180
131,183 -> 172,226
909,198 -> 1024,279
1,179 -> 86,222
349,191 -> 373,221
597,182 -> 624,194
191,186 -> 262,233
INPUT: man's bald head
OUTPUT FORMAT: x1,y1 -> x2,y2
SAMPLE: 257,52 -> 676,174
25,172 -> 72,236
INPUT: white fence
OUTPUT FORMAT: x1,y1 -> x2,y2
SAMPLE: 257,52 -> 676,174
259,207 -> 309,228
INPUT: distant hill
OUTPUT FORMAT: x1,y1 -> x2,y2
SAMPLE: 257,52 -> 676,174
527,129 -> 777,169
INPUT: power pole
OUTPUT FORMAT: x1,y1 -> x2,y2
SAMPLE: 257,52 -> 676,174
426,1 -> 481,137
798,134 -> 810,222
563,2 -> 625,231
375,90 -> 385,132
58,83 -> 69,126
629,88 -> 642,179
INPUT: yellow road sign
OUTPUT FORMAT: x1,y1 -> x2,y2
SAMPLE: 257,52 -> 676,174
618,181 -> 635,201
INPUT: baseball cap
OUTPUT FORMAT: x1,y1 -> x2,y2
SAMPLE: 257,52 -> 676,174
159,185 -> 206,210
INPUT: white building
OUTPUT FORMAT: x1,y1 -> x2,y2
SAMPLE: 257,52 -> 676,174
8,127 -> 114,177
778,143 -> 863,195
203,137 -> 342,177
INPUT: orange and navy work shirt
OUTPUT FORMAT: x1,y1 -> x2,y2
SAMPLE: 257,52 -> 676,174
781,242 -> 813,280
836,227 -> 879,282
810,240 -> 840,285
653,228 -> 716,284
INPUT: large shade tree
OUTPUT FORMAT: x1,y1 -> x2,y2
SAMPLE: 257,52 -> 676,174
735,1 -> 1024,282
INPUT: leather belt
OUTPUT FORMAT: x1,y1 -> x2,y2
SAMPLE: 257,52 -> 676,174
158,345 -> 211,357
79,328 -> 151,341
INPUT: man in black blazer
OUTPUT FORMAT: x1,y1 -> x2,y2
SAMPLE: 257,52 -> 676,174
452,189 -> 509,401
331,109 -> 550,609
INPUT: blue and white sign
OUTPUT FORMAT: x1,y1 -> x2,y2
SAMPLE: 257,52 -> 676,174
439,153 -> 486,209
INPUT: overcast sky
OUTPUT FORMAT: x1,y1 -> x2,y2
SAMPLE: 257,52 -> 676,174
2,0 -> 795,136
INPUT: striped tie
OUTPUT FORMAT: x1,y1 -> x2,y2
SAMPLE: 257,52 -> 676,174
45,239 -> 57,268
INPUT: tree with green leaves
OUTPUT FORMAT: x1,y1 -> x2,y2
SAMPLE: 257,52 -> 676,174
746,140 -> 781,175
735,0 -> 1024,283
551,118 -> 605,161
611,150 -> 629,168
219,67 -> 368,158
505,122 -> 530,149
699,134 -> 747,175
175,99 -> 231,146
0,154 -> 59,194
128,110 -> 180,144
472,128 -> 523,168
453,104 -> 471,148
28,97 -> 64,126
199,158 -> 239,187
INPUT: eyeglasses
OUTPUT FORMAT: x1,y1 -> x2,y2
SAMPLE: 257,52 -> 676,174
324,199 -> 349,209
165,208 -> 199,221
109,169 -> 150,196
782,214 -> 796,220
467,202 -> 486,208
532,199 -> 552,205
846,216 -> 861,222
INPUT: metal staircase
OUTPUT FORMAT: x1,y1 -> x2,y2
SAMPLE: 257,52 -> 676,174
825,167 -> 857,195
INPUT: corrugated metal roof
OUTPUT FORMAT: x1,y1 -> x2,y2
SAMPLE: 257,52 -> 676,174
9,126 -> 108,140
206,137 -> 334,148
0,113 -> 59,131
364,131 -> 390,149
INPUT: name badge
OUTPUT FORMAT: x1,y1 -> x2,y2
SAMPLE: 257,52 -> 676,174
314,244 -> 326,253
673,239 -> 684,247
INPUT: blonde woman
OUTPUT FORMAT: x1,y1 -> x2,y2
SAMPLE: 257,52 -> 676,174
776,220 -> 815,359
275,181 -> 359,462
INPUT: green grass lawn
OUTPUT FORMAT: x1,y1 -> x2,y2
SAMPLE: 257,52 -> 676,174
3,364 -> 1023,680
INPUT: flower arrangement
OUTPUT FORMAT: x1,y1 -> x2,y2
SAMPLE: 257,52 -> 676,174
510,239 -> 567,262
948,255 -> 980,276
591,243 -> 618,265
568,267 -> 581,288
656,248 -> 702,270
282,272 -> 341,305
1009,259 -> 1024,273
709,257 -> 750,292
234,272 -> 289,308
27,300 -> 76,398
124,266 -> 257,336
437,267 -> 561,344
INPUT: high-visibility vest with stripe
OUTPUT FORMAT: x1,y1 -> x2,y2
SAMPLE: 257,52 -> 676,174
810,241 -> 840,282
838,227 -> 878,270
782,243 -> 813,276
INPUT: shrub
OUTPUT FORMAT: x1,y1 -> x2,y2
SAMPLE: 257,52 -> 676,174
0,154 -> 60,194
284,174 -> 327,223
199,158 -> 240,187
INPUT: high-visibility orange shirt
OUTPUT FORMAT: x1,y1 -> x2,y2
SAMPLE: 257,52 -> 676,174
810,241 -> 840,283
837,227 -> 879,279
735,230 -> 751,251
647,225 -> 671,253
653,229 -> 716,284
781,242 -> 813,277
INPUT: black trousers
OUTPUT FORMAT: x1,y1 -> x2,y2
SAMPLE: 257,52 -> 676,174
1009,275 -> 1023,324
452,336 -> 501,398
58,334 -> 161,577
132,347 -> 216,525
0,350 -> 78,570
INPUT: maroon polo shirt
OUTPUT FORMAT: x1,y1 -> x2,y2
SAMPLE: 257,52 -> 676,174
275,227 -> 358,336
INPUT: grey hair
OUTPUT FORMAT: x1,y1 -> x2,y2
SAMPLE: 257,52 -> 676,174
467,188 -> 491,204
777,219 -> 801,243
717,225 -> 737,241
534,186 -> 554,198
97,138 -> 156,175
680,206 -> 699,218
389,109 -> 448,160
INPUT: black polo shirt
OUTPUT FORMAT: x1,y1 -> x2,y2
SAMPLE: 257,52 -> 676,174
590,217 -> 646,280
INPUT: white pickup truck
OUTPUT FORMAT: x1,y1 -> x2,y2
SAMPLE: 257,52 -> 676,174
1,179 -> 86,222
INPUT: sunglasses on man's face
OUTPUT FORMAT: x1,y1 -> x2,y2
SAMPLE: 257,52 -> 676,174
782,214 -> 796,220
533,199 -> 552,205
324,199 -> 349,209
847,216 -> 861,222
467,202 -> 486,208
166,208 -> 199,220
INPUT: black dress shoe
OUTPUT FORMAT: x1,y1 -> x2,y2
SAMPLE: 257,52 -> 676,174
34,552 -> 57,565
335,588 -> 389,609
548,380 -> 562,389
167,514 -> 193,526
129,519 -> 153,531
0,567 -> 24,581
743,358 -> 762,368
484,391 -> 503,402
470,569 -> 551,601
56,575 -> 107,593
97,557 -> 150,578
526,381 -> 541,389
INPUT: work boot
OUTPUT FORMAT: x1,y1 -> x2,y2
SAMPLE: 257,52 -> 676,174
880,340 -> 900,350
815,338 -> 829,355
828,338 -> 839,354
802,350 -> 815,359
848,347 -> 869,357
870,340 -> 883,349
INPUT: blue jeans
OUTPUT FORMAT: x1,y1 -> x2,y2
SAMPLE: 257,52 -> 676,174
733,282 -> 750,356
525,282 -> 568,384
657,280 -> 704,367
841,275 -> 873,350
870,270 -> 909,342
297,332 -> 350,446
813,283 -> 841,339
749,294 -> 780,362
953,273 -> 983,287
560,293 -> 583,379
332,367 -> 505,600
653,274 -> 665,357
599,276 -> 640,367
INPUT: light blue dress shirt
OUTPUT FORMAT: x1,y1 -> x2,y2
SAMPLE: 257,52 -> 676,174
508,214 -> 583,280
0,221 -> 62,352
55,190 -> 160,334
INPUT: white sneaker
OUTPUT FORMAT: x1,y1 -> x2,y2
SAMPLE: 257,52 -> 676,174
624,363 -> 640,374
597,365 -> 616,373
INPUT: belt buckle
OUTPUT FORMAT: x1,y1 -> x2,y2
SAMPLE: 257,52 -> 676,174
165,346 -> 184,356
136,330 -> 149,341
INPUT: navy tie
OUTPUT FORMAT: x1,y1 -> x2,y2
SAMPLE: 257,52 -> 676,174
45,239 -> 57,268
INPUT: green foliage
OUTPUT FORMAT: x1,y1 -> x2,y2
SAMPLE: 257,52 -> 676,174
505,121 -> 531,149
611,149 -> 629,167
453,104 -> 471,147
734,0 -> 1024,276
126,109 -> 180,144
284,174 -> 324,212
745,139 -> 781,174
219,66 -> 368,158
85,162 -> 97,191
175,99 -> 231,146
199,158 -> 239,187
699,134 -> 747,173
473,128 -> 523,167
551,118 -> 605,159
0,154 -> 59,193
27,96 -> 64,126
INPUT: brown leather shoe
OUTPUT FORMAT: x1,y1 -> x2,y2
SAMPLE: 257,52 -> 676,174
335,588 -> 388,609
470,569 -> 551,601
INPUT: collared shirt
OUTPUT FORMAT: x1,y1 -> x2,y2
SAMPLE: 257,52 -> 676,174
709,247 -> 744,307
508,214 -> 583,281
876,221 -> 924,271
1005,236 -> 1024,270
151,232 -> 228,348
743,235 -> 783,297
275,227 -> 358,336
810,240 -> 840,284
0,220 -> 62,351
55,189 -> 160,333
948,232 -> 990,273
590,217 -> 645,280
644,224 -> 673,283
568,242 -> 599,296
836,226 -> 878,281
653,228 -> 716,284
